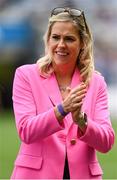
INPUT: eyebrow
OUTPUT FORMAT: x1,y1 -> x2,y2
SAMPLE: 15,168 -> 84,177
51,33 -> 77,37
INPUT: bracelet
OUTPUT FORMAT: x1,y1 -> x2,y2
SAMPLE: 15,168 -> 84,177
57,104 -> 68,117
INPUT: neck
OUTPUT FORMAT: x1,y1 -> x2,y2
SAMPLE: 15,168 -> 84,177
54,63 -> 76,78
54,65 -> 76,89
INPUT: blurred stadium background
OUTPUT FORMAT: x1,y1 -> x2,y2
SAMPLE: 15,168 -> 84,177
0,0 -> 117,179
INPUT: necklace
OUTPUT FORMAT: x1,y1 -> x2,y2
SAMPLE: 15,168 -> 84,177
59,85 -> 70,92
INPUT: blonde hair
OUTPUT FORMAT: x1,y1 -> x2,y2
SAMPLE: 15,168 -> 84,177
37,11 -> 94,85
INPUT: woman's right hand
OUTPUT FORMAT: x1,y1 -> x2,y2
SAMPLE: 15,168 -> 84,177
62,83 -> 87,114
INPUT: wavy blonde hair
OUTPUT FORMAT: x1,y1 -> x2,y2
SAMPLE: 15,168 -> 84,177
37,10 -> 94,84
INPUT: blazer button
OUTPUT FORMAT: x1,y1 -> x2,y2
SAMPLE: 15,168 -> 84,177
70,138 -> 76,145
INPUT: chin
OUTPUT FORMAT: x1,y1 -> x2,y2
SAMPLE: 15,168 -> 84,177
56,60 -> 68,66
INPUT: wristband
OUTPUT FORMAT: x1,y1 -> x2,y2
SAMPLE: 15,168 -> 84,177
57,104 -> 68,116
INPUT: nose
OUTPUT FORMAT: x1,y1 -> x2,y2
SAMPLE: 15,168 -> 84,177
58,39 -> 66,47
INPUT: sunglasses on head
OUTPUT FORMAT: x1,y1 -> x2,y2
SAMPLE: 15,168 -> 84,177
51,7 -> 83,17
51,7 -> 87,32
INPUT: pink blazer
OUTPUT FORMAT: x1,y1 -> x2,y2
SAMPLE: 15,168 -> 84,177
11,64 -> 114,179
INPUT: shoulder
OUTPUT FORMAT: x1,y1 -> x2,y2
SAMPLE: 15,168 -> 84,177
90,71 -> 107,89
14,63 -> 40,77
16,63 -> 37,73
13,64 -> 42,83
92,71 -> 105,83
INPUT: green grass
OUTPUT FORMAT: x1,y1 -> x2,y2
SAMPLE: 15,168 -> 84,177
0,110 -> 117,179
0,110 -> 20,179
98,120 -> 117,179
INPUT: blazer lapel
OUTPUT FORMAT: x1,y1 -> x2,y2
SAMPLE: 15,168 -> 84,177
70,67 -> 81,89
42,73 -> 62,106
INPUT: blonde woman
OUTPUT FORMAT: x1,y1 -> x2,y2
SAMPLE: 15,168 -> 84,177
11,7 -> 115,179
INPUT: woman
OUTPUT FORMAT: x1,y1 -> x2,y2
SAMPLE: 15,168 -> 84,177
11,7 -> 115,179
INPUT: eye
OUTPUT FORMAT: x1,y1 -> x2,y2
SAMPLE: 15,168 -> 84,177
51,35 -> 60,41
65,36 -> 75,42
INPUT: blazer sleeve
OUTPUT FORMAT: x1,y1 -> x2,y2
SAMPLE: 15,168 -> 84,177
12,67 -> 64,144
78,75 -> 115,153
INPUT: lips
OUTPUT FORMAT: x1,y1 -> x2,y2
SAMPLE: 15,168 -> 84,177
56,51 -> 69,56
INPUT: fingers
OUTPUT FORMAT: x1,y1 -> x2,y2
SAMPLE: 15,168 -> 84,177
63,100 -> 83,112
70,94 -> 84,111
71,83 -> 86,94
70,83 -> 86,102
71,101 -> 83,111
71,94 -> 85,103
66,86 -> 71,93
62,82 -> 87,113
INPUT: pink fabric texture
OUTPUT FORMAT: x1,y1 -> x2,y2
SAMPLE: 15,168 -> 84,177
11,64 -> 115,179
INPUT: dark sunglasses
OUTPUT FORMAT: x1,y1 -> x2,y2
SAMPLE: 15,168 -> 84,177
51,7 -> 83,17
